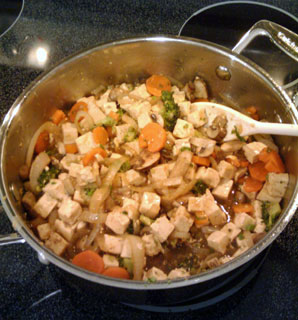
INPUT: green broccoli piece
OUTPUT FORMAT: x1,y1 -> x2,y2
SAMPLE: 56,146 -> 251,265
116,108 -> 126,118
192,179 -> 208,195
119,161 -> 131,172
84,187 -> 96,197
37,166 -> 61,190
124,127 -> 137,142
101,116 -> 116,127
161,90 -> 180,131
180,146 -> 192,152
262,201 -> 281,231
232,126 -> 245,142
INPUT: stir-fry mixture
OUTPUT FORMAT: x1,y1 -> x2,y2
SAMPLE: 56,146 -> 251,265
19,74 -> 289,282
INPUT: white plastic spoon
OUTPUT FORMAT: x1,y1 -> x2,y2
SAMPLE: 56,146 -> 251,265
191,102 -> 298,142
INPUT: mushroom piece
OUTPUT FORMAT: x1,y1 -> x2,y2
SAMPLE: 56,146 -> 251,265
193,76 -> 208,99
135,149 -> 160,170
206,115 -> 227,142
190,137 -> 216,157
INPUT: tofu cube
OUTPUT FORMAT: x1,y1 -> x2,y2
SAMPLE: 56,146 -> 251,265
243,142 -> 267,164
252,200 -> 266,233
126,101 -> 151,119
151,216 -> 175,243
212,179 -> 234,200
69,163 -> 84,179
102,101 -> 117,115
45,232 -> 68,256
173,138 -> 191,156
105,210 -> 130,235
150,164 -> 169,182
170,206 -> 194,233
220,222 -> 241,241
130,83 -> 151,100
62,122 -> 78,144
60,154 -> 80,171
143,267 -> 167,281
43,179 -> 65,200
115,124 -> 131,143
207,231 -> 230,254
75,132 -> 97,154
120,238 -> 132,258
173,89 -> 186,103
55,219 -> 77,242
123,140 -> 140,157
79,96 -> 105,124
234,212 -> 256,231
58,197 -> 82,224
58,173 -> 75,195
34,193 -> 58,218
196,167 -> 220,188
139,192 -> 161,219
103,254 -> 119,268
142,234 -> 162,256
173,119 -> 194,138
266,173 -> 289,198
217,160 -> 236,180
96,89 -> 111,108
187,107 -> 207,128
73,190 -> 85,205
236,231 -> 254,248
98,234 -> 123,255
77,166 -> 96,186
188,196 -> 203,212
122,197 -> 139,220
37,223 -> 51,240
168,268 -> 190,280
124,169 -> 146,186
137,112 -> 152,129
178,101 -> 191,117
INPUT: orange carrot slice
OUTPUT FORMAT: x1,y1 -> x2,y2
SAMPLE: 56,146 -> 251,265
92,126 -> 109,145
192,155 -> 210,167
233,203 -> 254,214
68,101 -> 88,122
82,147 -> 107,166
248,161 -> 268,182
51,109 -> 66,125
194,211 -> 209,227
259,149 -> 285,173
65,143 -> 78,154
72,250 -> 104,274
102,267 -> 130,279
243,177 -> 263,193
245,106 -> 257,115
109,111 -> 120,122
146,75 -> 171,97
139,122 -> 166,153
35,131 -> 50,154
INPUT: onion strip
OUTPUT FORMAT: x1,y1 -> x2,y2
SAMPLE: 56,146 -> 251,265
26,122 -> 61,167
161,178 -> 197,204
85,221 -> 101,248
128,235 -> 145,281
29,152 -> 51,193
122,114 -> 138,129
74,110 -> 94,135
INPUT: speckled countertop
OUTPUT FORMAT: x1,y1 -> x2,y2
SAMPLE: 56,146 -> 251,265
0,0 -> 297,319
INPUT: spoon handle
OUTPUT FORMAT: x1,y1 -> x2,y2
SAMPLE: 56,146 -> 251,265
252,122 -> 298,137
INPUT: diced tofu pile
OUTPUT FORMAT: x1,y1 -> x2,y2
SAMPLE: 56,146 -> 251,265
21,75 -> 289,282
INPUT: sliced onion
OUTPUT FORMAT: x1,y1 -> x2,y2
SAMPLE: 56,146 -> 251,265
29,152 -> 51,193
122,114 -> 138,129
74,110 -> 94,135
79,211 -> 108,223
169,230 -> 190,240
201,226 -> 218,234
89,157 -> 127,213
128,235 -> 145,281
161,178 -> 197,204
26,122 -> 61,167
85,221 -> 101,248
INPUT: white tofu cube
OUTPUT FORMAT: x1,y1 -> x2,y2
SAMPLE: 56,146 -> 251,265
98,234 -> 123,255
123,140 -> 140,157
178,101 -> 191,117
212,179 -> 234,201
139,192 -> 161,219
96,89 -> 111,108
150,164 -> 169,182
243,142 -> 267,164
236,231 -> 254,249
45,232 -> 68,256
55,219 -> 77,242
252,200 -> 266,233
187,107 -> 207,128
37,223 -> 51,240
266,173 -> 288,198
120,238 -> 132,258
125,101 -> 151,119
168,268 -> 190,279
207,231 -> 229,254
58,197 -> 82,224
142,234 -> 162,256
173,119 -> 194,138
62,122 -> 78,144
122,197 -> 139,220
73,190 -> 85,205
173,90 -> 186,103
105,211 -> 130,235
102,101 -> 117,115
170,206 -> 194,233
69,163 -> 84,178
77,166 -> 96,186
234,212 -> 256,231
220,222 -> 241,241
43,179 -> 65,201
196,167 -> 220,188
57,141 -> 66,155
60,154 -> 80,171
58,173 -> 75,195
103,254 -> 119,268
34,193 -> 58,218
130,84 -> 151,100
173,138 -> 191,156
217,160 -> 236,180
143,267 -> 167,281
75,132 -> 97,154
124,169 -> 146,186
188,196 -> 203,212
115,124 -> 131,143
151,216 -> 174,243
79,96 -> 105,124
137,112 -> 152,129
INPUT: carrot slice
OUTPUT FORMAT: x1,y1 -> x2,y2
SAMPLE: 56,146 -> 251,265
243,176 -> 263,193
145,75 -> 171,97
65,143 -> 78,154
51,109 -> 66,125
258,148 -> 271,162
92,126 -> 109,145
192,155 -> 210,167
109,111 -> 120,122
68,101 -> 88,122
72,250 -> 104,274
226,156 -> 240,168
233,203 -> 254,214
259,149 -> 285,173
237,176 -> 247,184
245,106 -> 257,115
139,123 -> 166,153
194,211 -> 209,227
248,161 -> 268,182
240,160 -> 249,167
82,147 -> 107,166
102,267 -> 130,279
35,131 -> 50,154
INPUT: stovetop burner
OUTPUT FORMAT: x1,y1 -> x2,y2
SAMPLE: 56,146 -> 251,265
0,0 -> 23,38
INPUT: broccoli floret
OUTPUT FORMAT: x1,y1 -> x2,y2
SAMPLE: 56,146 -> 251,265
180,146 -> 192,152
37,166 -> 60,190
101,116 -> 116,127
119,161 -> 131,172
124,127 -> 137,142
192,179 -> 208,195
161,91 -> 180,131
262,201 -> 281,231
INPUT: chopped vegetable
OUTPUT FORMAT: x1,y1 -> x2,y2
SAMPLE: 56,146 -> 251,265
116,108 -> 126,117
65,143 -> 78,154
259,149 -> 285,173
194,211 -> 209,227
100,116 -> 116,127
82,147 -> 107,166
180,147 -> 192,152
232,126 -> 245,142
233,203 -> 253,213
245,224 -> 256,231
139,122 -> 167,152
119,257 -> 134,276
69,101 -> 88,122
84,187 -> 96,197
147,277 -> 157,283
119,161 -> 131,172
192,155 -> 210,167
124,127 -> 138,142
140,215 -> 154,226
72,250 -> 104,274
102,267 -> 130,279
92,126 -> 109,145
161,91 -> 180,131
37,165 -> 60,190
238,233 -> 244,240
35,131 -> 50,154
192,180 -> 208,195
146,75 -> 171,97
51,109 -> 66,125
243,176 -> 263,193
262,202 -> 281,231
108,111 -> 120,122
245,106 -> 257,115
248,161 -> 268,182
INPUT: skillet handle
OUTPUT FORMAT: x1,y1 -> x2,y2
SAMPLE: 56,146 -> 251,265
0,232 -> 26,246
232,20 -> 298,93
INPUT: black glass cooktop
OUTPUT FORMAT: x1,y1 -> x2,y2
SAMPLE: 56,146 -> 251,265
0,0 -> 23,37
